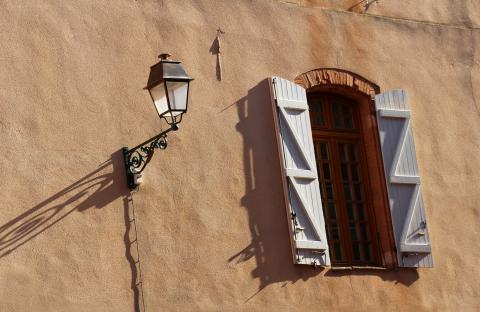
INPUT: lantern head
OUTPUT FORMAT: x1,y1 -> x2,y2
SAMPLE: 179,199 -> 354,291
145,53 -> 193,125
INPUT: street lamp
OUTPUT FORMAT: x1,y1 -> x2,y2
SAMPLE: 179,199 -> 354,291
146,53 -> 193,126
123,53 -> 193,189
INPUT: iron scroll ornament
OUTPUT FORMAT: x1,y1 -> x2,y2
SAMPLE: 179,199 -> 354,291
123,124 -> 178,189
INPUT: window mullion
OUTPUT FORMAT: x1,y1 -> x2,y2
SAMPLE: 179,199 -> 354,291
329,140 -> 354,265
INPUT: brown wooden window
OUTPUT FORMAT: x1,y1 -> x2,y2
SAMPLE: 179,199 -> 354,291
309,92 -> 382,266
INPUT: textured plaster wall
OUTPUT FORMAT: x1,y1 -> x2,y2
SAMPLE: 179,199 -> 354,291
0,0 -> 479,311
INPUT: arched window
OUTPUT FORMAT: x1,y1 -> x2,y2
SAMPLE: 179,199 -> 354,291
270,69 -> 433,268
295,69 -> 396,267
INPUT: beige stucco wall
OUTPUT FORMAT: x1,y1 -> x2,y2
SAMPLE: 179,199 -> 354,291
0,0 -> 479,311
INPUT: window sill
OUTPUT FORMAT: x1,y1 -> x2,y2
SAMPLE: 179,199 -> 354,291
330,266 -> 388,271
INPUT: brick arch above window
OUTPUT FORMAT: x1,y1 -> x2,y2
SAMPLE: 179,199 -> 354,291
294,68 -> 380,99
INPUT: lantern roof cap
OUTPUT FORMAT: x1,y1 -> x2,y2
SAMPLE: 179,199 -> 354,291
145,54 -> 193,89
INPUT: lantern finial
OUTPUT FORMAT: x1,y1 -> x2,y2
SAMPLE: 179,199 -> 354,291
158,53 -> 171,61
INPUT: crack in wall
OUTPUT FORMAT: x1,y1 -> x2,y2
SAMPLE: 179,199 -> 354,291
124,195 -> 147,312
273,0 -> 480,30
469,29 -> 480,118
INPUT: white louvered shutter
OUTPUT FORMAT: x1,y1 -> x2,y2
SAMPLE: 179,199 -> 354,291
269,77 -> 330,266
376,90 -> 433,268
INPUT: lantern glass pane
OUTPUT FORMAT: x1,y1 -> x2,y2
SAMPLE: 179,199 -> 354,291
150,83 -> 169,116
166,81 -> 188,115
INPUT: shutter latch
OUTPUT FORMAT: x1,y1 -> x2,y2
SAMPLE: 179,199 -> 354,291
417,221 -> 427,236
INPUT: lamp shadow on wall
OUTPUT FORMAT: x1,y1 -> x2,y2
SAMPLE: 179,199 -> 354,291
231,79 -> 419,295
0,149 -> 145,312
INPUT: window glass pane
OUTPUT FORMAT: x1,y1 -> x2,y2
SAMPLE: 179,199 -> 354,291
351,165 -> 359,181
350,222 -> 357,241
363,243 -> 372,261
347,203 -> 354,220
360,223 -> 369,240
331,223 -> 340,240
328,202 -> 337,220
326,183 -> 334,199
323,163 -> 331,180
310,100 -> 325,127
341,164 -> 349,181
343,184 -> 352,200
348,144 -> 357,161
320,143 -> 328,160
342,104 -> 353,129
339,144 -> 346,161
344,115 -> 353,129
333,102 -> 342,128
334,243 -> 343,261
357,203 -> 365,221
328,97 -> 358,130
352,243 -> 360,261
354,183 -> 363,200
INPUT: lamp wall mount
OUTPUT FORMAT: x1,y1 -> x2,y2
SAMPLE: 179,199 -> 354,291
123,124 -> 178,190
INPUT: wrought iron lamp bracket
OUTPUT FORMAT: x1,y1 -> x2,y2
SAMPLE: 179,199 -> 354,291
123,124 -> 178,189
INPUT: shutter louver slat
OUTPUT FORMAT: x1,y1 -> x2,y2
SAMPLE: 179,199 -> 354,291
269,77 -> 330,266
375,90 -> 433,268
277,99 -> 309,110
285,169 -> 316,180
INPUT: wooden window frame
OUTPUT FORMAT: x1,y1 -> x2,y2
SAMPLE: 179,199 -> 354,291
307,84 -> 397,268
310,92 -> 380,266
